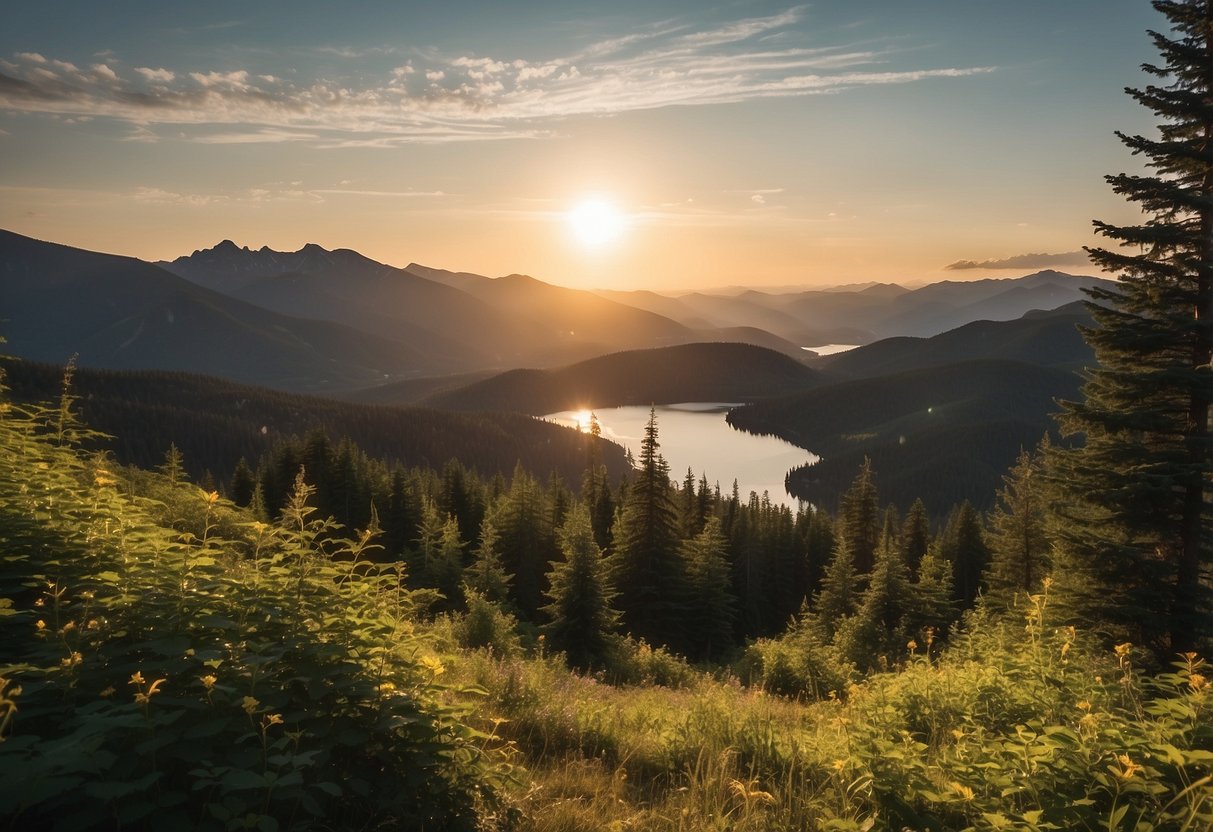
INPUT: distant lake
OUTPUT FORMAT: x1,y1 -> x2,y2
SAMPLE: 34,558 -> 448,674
544,403 -> 819,509
802,344 -> 859,356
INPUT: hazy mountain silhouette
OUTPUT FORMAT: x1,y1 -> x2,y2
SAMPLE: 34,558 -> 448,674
0,230 -> 431,392
821,302 -> 1094,378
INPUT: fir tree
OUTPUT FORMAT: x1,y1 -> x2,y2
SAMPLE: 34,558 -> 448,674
1050,0 -> 1213,652
839,458 -> 880,574
940,501 -> 990,609
464,514 -> 513,606
609,408 -> 687,649
901,498 -> 932,579
984,443 -> 1051,615
541,504 -> 620,671
837,515 -> 913,669
228,457 -> 256,507
681,517 -> 737,661
814,530 -> 858,640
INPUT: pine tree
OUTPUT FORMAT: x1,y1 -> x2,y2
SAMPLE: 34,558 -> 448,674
464,514 -> 513,606
839,458 -> 880,574
940,501 -> 990,609
160,443 -> 187,487
901,498 -> 932,579
1050,0 -> 1213,652
229,457 -> 256,507
609,408 -> 687,649
836,514 -> 913,669
492,464 -> 558,619
814,529 -> 858,640
681,517 -> 737,661
984,443 -> 1051,615
541,504 -> 620,671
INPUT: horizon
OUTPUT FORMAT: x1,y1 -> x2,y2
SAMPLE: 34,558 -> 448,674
2,1 -> 1157,291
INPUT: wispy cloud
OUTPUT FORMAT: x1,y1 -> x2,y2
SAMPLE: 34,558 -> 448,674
1,11 -> 994,145
944,251 -> 1092,271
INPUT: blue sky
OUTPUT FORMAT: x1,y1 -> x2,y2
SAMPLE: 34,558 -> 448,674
0,1 -> 1163,289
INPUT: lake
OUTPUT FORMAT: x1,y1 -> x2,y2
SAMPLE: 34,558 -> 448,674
544,403 -> 819,509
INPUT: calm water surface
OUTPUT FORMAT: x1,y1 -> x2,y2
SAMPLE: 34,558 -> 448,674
544,403 -> 819,509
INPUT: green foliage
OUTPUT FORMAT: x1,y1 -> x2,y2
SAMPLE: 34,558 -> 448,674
0,396 -> 512,829
739,610 -> 851,701
452,590 -> 524,658
610,409 -> 689,651
541,505 -> 620,672
681,517 -> 737,662
1048,0 -> 1213,656
984,441 -> 1052,615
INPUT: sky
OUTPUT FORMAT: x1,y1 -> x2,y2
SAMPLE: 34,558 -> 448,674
0,1 -> 1163,291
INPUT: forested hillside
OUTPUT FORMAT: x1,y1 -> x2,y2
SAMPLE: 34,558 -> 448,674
728,360 -> 1081,514
1,357 -> 627,488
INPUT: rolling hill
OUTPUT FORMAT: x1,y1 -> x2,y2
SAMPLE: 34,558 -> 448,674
727,359 -> 1082,515
820,302 -> 1095,378
418,342 -> 821,415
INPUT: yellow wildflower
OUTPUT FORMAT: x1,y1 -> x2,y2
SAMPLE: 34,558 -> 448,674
1189,673 -> 1207,692
420,656 -> 445,677
261,713 -> 283,728
200,674 -> 218,691
949,782 -> 975,801
1113,753 -> 1143,779
1114,642 -> 1132,659
60,652 -> 82,668
907,639 -> 918,652
34,619 -> 46,631
242,696 -> 260,715
99,685 -> 116,697
129,671 -> 145,686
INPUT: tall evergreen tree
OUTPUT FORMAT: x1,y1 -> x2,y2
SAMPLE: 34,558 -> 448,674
839,458 -> 881,574
984,443 -> 1052,614
492,464 -> 557,620
610,408 -> 687,649
814,529 -> 858,640
681,517 -> 737,661
541,504 -> 620,671
1050,0 -> 1213,652
940,501 -> 990,609
900,498 -> 932,579
228,457 -> 256,507
464,514 -> 513,606
836,514 -> 913,669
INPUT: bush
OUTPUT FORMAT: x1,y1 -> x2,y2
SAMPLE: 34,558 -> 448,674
0,397 -> 511,830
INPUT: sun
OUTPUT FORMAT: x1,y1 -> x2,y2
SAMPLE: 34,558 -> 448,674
567,198 -> 627,248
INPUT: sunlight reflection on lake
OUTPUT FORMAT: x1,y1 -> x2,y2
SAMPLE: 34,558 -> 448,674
545,403 -> 818,509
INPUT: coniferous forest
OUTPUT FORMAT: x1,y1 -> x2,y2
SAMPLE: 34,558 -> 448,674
2,2 -> 1213,831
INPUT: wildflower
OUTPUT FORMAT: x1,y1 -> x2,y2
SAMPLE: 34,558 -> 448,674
60,620 -> 76,633
1112,753 -> 1143,780
206,491 -> 220,504
60,652 -> 82,668
377,681 -> 397,694
832,759 -> 847,773
129,671 -> 145,686
1114,642 -> 1132,659
100,685 -> 116,697
949,782 -> 975,801
420,656 -> 445,677
1190,673 -> 1207,692
200,674 -> 217,691
261,713 -> 283,728
34,620 -> 46,631
1077,700 -> 1092,712
242,696 -> 260,715
907,639 -> 918,652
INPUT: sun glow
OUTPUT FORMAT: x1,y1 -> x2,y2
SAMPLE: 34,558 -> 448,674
567,198 -> 627,248
571,409 -> 594,432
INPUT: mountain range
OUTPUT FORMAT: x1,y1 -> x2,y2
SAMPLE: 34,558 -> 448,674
1,228 -> 1107,512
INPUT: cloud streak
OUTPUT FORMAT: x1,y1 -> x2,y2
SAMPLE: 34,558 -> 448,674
1,10 -> 994,145
944,251 -> 1093,271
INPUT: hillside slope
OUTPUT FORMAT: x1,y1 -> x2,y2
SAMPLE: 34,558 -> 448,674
1,357 -> 628,487
727,359 -> 1081,514
420,342 -> 821,415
